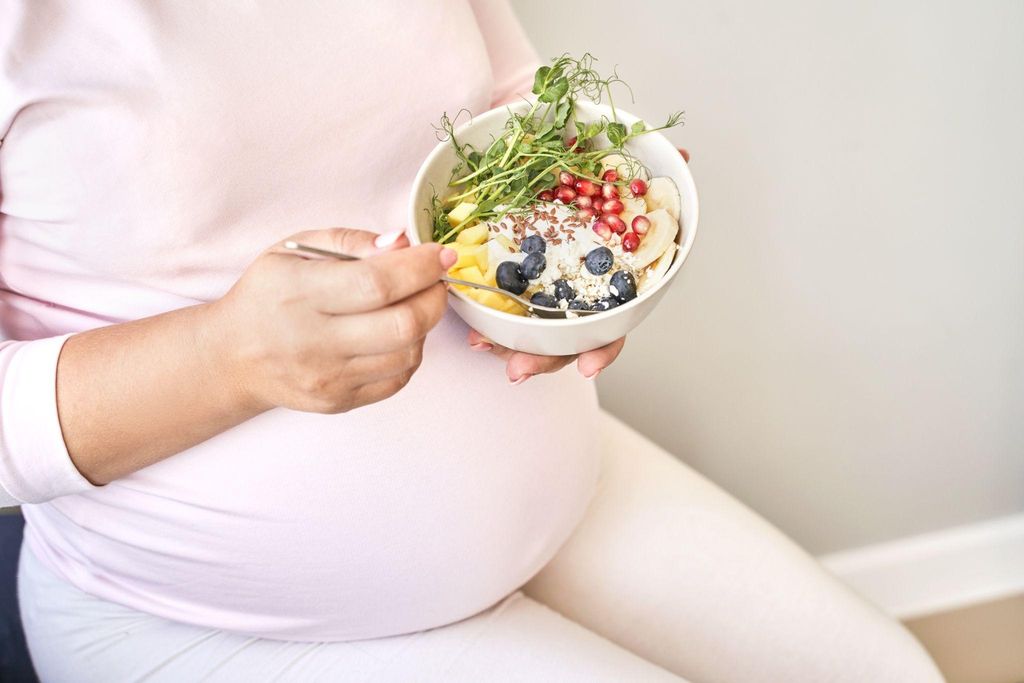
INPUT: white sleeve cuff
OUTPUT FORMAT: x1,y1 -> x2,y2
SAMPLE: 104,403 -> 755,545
0,334 -> 98,505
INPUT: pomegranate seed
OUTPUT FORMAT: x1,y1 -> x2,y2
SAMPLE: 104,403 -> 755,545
555,185 -> 577,203
565,136 -> 578,149
537,190 -> 556,202
632,215 -> 651,235
605,215 -> 627,234
601,182 -> 619,200
629,178 -> 648,196
593,220 -> 612,240
577,207 -> 596,221
602,169 -> 618,182
559,171 -> 577,187
602,199 -> 625,215
576,195 -> 594,209
592,197 -> 606,213
575,179 -> 599,197
622,231 -> 640,252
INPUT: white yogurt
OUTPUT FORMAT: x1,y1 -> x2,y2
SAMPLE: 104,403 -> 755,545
483,203 -> 639,306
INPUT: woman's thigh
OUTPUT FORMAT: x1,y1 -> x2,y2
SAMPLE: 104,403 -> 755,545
19,542 -> 683,683
525,413 -> 944,683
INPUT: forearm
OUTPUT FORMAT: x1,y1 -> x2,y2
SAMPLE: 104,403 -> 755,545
56,303 -> 262,485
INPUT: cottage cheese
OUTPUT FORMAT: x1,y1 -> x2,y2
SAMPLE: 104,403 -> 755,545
484,203 -> 641,308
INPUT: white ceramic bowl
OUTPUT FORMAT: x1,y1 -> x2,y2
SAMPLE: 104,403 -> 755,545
408,100 -> 699,355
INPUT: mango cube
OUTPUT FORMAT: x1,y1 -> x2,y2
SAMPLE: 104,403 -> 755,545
471,243 -> 489,273
458,265 -> 486,285
483,262 -> 498,287
455,223 -> 488,246
447,202 -> 478,228
474,290 -> 505,309
500,298 -> 527,315
448,243 -> 476,271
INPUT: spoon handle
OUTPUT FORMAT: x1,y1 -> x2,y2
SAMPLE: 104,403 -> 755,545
284,241 -> 524,306
282,241 -> 358,261
282,240 -> 597,316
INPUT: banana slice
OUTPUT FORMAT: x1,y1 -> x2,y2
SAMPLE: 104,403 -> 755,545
643,177 -> 680,221
631,208 -> 679,269
621,194 -> 647,216
600,153 -> 649,182
638,244 -> 677,294
619,196 -> 647,233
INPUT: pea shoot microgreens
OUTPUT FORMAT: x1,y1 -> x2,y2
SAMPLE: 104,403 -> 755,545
430,53 -> 683,243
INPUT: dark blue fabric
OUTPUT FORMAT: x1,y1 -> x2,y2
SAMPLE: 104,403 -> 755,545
0,513 -> 38,683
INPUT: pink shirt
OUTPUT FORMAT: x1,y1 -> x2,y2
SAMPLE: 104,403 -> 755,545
1,1 -> 600,640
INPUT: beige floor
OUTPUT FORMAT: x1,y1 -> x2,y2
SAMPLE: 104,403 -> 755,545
905,593 -> 1024,683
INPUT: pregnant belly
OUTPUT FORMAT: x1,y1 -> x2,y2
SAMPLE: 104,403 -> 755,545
23,315 -> 601,641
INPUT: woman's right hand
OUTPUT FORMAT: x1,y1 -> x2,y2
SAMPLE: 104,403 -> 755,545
206,228 -> 455,415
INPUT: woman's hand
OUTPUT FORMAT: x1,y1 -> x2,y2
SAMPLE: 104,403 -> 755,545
210,228 -> 454,414
468,330 -> 625,384
57,226 -> 454,486
466,148 -> 689,385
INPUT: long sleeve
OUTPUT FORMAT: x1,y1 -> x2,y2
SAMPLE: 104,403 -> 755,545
0,6 -> 96,507
469,0 -> 541,106
0,334 -> 96,507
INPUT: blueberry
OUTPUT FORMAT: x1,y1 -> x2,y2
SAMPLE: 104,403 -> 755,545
553,278 -> 575,302
521,235 -> 546,254
567,299 -> 591,311
520,252 -> 546,280
608,271 -> 637,303
530,292 -> 558,308
495,261 -> 528,295
584,246 -> 614,275
593,297 -> 621,311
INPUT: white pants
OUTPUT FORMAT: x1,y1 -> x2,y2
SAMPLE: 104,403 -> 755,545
18,414 -> 943,682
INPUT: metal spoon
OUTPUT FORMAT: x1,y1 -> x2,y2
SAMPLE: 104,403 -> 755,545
282,241 -> 601,319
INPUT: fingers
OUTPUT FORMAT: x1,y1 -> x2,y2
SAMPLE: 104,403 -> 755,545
481,336 -> 626,382
467,330 -> 576,384
576,337 -> 626,379
466,332 -> 626,383
678,148 -> 691,163
283,227 -> 409,258
506,352 -> 576,384
344,343 -> 425,383
350,369 -> 418,409
330,282 -> 448,354
467,328 -> 495,353
300,244 -> 455,314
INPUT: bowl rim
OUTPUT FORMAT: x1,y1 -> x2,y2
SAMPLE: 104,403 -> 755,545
407,99 -> 699,328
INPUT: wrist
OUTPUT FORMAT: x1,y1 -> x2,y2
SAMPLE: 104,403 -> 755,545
192,301 -> 270,418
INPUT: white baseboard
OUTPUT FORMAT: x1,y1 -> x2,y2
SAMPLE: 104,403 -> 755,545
819,512 -> 1024,620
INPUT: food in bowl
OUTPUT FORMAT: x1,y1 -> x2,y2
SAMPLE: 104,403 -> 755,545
430,54 -> 684,317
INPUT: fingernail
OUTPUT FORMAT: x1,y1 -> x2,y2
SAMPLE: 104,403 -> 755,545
374,229 -> 405,248
510,374 -> 533,386
584,368 -> 602,380
470,342 -> 493,352
439,247 -> 457,269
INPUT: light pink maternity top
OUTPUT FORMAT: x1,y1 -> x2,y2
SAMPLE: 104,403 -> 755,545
0,1 -> 600,641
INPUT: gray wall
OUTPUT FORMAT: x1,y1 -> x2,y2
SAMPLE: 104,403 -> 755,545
511,0 -> 1024,554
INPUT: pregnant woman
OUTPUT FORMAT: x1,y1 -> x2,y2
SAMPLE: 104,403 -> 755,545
1,2 -> 942,681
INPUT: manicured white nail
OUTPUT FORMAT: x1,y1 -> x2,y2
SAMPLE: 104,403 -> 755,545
374,229 -> 404,248
584,369 -> 602,380
510,374 -> 532,386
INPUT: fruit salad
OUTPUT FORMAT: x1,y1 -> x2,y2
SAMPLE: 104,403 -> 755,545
431,54 -> 684,317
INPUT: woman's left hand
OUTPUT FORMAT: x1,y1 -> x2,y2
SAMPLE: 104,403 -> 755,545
467,330 -> 625,384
